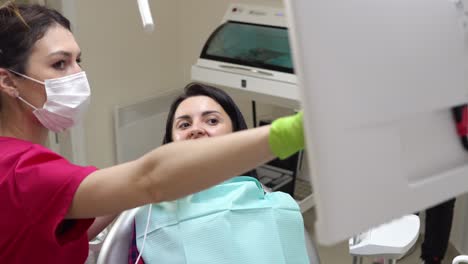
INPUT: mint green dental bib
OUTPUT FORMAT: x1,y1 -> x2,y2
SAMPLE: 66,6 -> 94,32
135,176 -> 309,264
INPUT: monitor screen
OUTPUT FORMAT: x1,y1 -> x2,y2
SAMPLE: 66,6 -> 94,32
201,21 -> 293,73
285,0 -> 468,245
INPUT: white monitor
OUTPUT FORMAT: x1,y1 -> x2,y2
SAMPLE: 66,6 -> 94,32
285,0 -> 468,245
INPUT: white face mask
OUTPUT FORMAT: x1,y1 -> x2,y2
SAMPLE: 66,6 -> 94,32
9,70 -> 91,133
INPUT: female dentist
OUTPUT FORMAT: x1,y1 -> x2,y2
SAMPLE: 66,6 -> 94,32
0,2 -> 304,264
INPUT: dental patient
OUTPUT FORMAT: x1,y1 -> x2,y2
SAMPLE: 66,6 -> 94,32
128,83 -> 309,264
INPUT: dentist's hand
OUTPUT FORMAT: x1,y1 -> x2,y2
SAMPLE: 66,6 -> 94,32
269,111 -> 304,159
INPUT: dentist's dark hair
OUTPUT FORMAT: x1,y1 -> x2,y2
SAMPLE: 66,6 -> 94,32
0,2 -> 71,73
0,2 -> 71,110
163,83 -> 257,178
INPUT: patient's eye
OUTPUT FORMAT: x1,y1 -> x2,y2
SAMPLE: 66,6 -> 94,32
207,118 -> 219,125
177,122 -> 190,129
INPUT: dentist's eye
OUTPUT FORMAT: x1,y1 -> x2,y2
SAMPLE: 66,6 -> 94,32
52,60 -> 66,70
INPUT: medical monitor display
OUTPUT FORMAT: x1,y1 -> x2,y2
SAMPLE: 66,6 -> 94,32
201,21 -> 293,73
285,0 -> 468,244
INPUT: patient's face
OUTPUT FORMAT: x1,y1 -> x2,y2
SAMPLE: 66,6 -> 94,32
172,96 -> 233,141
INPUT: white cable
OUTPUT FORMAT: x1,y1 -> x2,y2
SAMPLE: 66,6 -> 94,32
135,204 -> 152,264
137,0 -> 154,32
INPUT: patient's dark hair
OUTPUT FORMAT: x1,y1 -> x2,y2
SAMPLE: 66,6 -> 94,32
163,83 -> 257,178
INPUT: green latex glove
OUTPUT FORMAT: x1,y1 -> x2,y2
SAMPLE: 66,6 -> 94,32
269,111 -> 305,160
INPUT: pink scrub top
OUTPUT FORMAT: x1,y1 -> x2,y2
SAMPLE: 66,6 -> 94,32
0,136 -> 97,263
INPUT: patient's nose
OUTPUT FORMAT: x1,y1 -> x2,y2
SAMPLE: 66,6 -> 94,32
189,127 -> 206,139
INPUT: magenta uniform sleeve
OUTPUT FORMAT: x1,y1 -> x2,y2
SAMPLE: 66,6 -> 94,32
14,144 -> 98,245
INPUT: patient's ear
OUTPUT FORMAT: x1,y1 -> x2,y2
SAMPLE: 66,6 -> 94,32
0,68 -> 19,98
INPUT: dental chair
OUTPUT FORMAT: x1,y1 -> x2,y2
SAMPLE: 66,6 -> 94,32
96,208 -> 139,264
453,255 -> 468,264
96,207 -> 321,264
349,214 -> 420,264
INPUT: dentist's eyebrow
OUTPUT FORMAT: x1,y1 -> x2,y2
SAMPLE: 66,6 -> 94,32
47,50 -> 82,58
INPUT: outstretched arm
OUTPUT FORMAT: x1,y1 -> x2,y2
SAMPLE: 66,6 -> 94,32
67,112 -> 303,218
68,126 -> 272,218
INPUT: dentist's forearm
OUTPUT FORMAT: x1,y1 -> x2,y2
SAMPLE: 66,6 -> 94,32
68,113 -> 303,218
142,125 -> 274,202
68,126 -> 273,218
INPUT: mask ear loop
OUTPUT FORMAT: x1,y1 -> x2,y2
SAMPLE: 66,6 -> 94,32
17,96 -> 38,110
17,96 -> 62,133
7,69 -> 45,85
135,204 -> 152,264
6,70 -> 43,110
